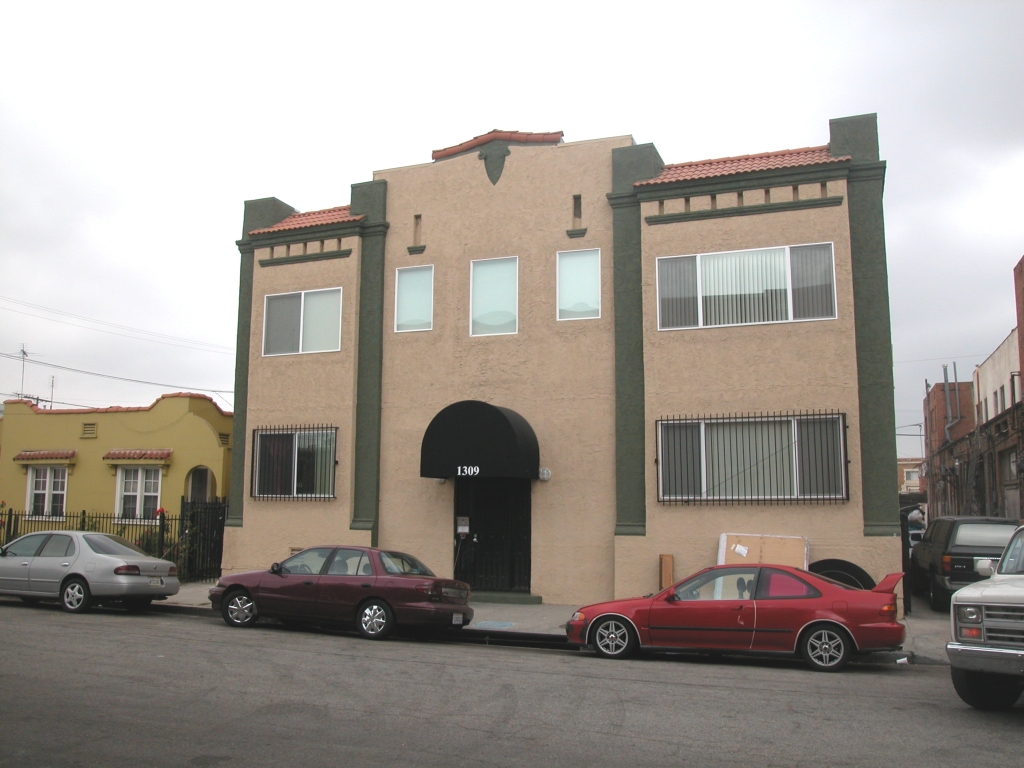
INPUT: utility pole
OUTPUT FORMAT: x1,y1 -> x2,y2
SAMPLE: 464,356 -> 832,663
20,343 -> 28,397
49,376 -> 55,409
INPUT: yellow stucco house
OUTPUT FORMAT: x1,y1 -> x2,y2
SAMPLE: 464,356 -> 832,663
0,393 -> 232,523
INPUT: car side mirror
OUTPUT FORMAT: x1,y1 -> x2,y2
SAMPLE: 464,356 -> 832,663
0,547 -> 6,557
976,559 -> 994,578
269,562 -> 282,575
665,592 -> 677,602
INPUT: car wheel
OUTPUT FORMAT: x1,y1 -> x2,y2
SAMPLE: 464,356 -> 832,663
61,578 -> 91,613
123,598 -> 152,614
800,625 -> 852,672
358,600 -> 395,640
590,616 -> 637,659
929,574 -> 949,612
222,590 -> 258,628
950,668 -> 1024,710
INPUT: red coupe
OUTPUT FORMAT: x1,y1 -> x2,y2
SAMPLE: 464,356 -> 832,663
209,546 -> 473,640
565,564 -> 905,671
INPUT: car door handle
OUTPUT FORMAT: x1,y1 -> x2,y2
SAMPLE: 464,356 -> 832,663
361,584 -> 371,588
21,562 -> 29,567
734,605 -> 745,610
302,581 -> 313,586
61,563 -> 70,567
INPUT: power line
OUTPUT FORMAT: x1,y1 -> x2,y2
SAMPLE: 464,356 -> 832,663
0,351 -> 233,393
0,390 -> 92,408
0,305 -> 235,355
0,295 -> 233,350
894,354 -> 986,365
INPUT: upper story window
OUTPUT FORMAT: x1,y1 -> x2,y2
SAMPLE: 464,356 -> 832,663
557,248 -> 601,320
28,466 -> 67,518
251,425 -> 338,500
118,467 -> 161,519
395,265 -> 434,332
657,243 -> 836,330
263,288 -> 341,356
471,256 -> 518,336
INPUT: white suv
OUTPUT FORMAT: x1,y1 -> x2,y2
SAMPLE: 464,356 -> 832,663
947,524 -> 1024,710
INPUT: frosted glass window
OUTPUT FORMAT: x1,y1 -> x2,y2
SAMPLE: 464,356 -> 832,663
702,248 -> 788,327
301,289 -> 341,352
557,249 -> 600,320
471,257 -> 517,336
395,265 -> 434,332
263,288 -> 341,355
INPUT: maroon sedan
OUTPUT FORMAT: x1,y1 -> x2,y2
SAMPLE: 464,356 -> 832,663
565,564 -> 905,671
209,546 -> 472,639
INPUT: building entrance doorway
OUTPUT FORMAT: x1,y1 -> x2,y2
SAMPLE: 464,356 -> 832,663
454,477 -> 530,592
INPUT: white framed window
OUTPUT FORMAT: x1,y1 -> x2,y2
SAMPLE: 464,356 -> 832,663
26,466 -> 67,518
470,256 -> 518,336
657,412 -> 847,503
263,287 -> 342,356
657,242 -> 836,330
251,425 -> 338,500
557,248 -> 601,320
118,467 -> 161,519
395,265 -> 434,332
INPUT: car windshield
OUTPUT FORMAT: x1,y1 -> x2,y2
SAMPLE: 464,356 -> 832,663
83,534 -> 148,556
954,524 -> 1016,548
997,530 -> 1024,575
379,551 -> 434,576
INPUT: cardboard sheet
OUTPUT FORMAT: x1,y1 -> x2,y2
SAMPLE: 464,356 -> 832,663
717,533 -> 809,569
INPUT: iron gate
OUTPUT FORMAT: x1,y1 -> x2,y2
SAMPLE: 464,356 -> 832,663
176,497 -> 227,583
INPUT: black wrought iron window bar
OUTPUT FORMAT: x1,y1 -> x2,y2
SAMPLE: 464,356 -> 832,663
251,424 -> 338,500
656,411 -> 848,505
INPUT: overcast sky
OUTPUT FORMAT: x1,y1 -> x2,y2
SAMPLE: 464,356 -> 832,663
1,1 -> 1022,458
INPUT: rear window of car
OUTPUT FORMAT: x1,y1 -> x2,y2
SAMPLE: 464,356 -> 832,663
953,524 -> 1016,548
83,534 -> 148,556
379,551 -> 435,576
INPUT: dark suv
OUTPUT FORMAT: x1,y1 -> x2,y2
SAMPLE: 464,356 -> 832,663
910,517 -> 1018,610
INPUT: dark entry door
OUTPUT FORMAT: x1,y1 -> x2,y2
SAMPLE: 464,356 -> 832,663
454,478 -> 530,592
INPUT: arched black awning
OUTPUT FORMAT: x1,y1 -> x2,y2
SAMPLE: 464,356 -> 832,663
420,400 -> 539,479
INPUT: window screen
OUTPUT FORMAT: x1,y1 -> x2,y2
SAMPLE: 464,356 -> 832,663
264,289 -> 341,355
264,293 -> 301,354
557,249 -> 600,320
471,257 -> 517,335
395,265 -> 434,331
791,244 -> 835,320
658,256 -> 698,329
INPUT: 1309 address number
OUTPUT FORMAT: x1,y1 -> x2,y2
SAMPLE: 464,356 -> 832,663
456,466 -> 480,476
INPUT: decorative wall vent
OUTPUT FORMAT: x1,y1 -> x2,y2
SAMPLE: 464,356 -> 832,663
219,433 -> 230,447
81,423 -> 98,439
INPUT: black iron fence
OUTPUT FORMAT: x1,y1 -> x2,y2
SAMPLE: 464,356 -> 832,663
0,498 -> 226,583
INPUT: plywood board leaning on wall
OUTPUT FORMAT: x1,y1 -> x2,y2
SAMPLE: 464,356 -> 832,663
717,534 -> 809,569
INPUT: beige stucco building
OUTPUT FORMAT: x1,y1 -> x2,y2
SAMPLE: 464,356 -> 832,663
225,115 -> 901,603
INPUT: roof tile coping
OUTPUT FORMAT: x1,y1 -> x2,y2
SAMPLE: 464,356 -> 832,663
637,145 -> 851,187
1,392 -> 232,418
102,449 -> 173,461
248,205 -> 364,235
432,130 -> 564,161
13,450 -> 77,461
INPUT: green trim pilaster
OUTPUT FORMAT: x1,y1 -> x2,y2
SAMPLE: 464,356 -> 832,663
830,114 -> 899,536
608,144 -> 663,536
230,198 -> 297,526
349,180 -> 389,545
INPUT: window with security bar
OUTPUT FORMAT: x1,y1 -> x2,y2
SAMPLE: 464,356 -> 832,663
251,425 -> 338,500
657,412 -> 847,504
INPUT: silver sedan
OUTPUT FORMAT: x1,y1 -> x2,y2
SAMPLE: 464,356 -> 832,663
0,530 -> 180,613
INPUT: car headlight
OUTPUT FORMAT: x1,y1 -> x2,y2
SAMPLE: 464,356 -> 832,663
956,605 -> 982,624
571,611 -> 586,622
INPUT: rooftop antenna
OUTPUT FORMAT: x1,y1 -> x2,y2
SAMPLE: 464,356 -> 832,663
49,375 -> 56,409
14,343 -> 42,399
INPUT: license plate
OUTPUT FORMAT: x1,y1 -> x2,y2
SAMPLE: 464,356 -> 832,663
149,578 -> 162,586
452,613 -> 463,625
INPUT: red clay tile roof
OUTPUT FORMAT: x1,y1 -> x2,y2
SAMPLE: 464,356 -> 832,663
432,130 -> 564,161
13,450 -> 77,461
636,146 -> 850,187
248,206 -> 364,235
2,393 -> 231,417
103,449 -> 173,461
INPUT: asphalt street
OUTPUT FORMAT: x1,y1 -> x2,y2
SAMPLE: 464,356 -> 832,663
1,598 -> 1020,768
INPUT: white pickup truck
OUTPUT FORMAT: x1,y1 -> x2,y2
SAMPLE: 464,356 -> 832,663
946,523 -> 1024,710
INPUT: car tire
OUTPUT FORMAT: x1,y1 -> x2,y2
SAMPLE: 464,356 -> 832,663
590,616 -> 637,660
800,624 -> 852,672
357,600 -> 395,640
124,598 -> 152,614
61,578 -> 91,613
928,574 -> 949,612
950,668 -> 1024,711
222,590 -> 258,628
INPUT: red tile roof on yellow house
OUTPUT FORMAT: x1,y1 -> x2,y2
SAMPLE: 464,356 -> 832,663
1,392 -> 232,418
12,450 -> 77,461
637,146 -> 851,187
102,449 -> 173,461
248,205 -> 364,235
432,130 -> 564,161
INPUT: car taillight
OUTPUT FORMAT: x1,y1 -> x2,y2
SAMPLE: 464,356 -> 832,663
442,586 -> 469,600
941,555 -> 953,574
167,566 -> 177,576
114,565 -> 141,576
415,583 -> 442,596
879,601 -> 897,619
